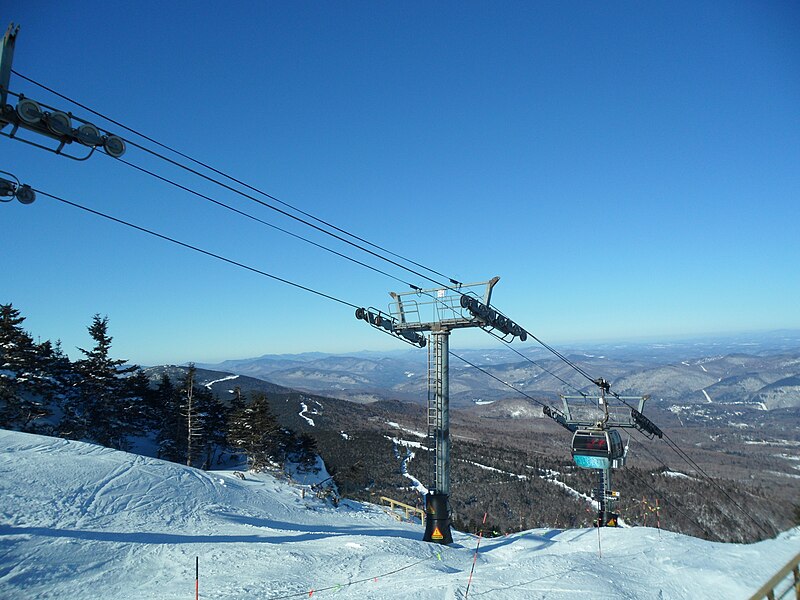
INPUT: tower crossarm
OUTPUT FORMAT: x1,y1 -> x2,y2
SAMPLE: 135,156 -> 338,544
542,404 -> 576,432
630,408 -> 663,439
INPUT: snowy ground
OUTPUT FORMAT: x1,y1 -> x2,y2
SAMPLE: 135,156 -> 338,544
1,429 -> 798,599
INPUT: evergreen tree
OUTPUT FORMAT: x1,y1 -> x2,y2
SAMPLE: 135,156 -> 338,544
31,339 -> 75,434
196,390 -> 228,469
71,314 -> 138,449
230,386 -> 245,413
152,365 -> 232,469
125,368 -> 158,431
227,392 -> 283,472
293,432 -> 319,471
182,364 -> 201,467
155,372 -> 186,462
0,304 -> 53,430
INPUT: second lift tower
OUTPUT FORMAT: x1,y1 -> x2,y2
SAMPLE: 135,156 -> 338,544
357,277 -> 527,544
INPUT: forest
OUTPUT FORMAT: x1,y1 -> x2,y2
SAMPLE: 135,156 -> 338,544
0,303 -> 316,471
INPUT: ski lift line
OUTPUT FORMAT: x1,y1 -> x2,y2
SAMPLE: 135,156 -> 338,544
471,298 -> 600,388
11,69 -> 463,288
448,350 -> 563,415
484,329 -> 588,397
627,431 -> 735,542
627,444 -> 726,543
33,187 -> 362,311
113,153 -> 479,333
118,135 -> 451,290
523,331 -> 598,385
13,70 -> 622,389
110,156 -> 468,332
110,154 -> 418,289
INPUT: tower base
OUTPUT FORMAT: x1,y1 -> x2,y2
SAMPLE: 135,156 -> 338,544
422,492 -> 453,544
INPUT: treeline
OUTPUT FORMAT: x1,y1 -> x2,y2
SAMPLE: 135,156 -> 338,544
0,303 -> 316,471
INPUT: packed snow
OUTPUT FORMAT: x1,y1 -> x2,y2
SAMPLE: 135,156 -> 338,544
661,470 -> 698,481
203,374 -> 240,390
298,401 -> 316,426
1,429 -> 798,599
386,422 -> 427,439
389,438 -> 429,497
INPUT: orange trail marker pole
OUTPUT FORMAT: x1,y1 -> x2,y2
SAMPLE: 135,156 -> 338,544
195,556 -> 199,600
656,498 -> 661,539
465,512 -> 487,599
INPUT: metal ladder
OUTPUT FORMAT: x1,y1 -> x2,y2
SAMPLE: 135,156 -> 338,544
426,334 -> 438,486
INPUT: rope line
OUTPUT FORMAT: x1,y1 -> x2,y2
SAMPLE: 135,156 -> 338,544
487,332 -> 588,397
262,546 -> 452,600
660,431 -> 772,537
622,448 -> 720,542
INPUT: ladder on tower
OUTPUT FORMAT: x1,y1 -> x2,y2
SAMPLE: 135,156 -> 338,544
426,334 -> 439,486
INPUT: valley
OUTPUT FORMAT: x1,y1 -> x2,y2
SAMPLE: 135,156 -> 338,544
186,332 -> 800,543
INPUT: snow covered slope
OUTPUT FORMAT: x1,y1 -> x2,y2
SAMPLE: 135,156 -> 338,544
0,429 -> 797,599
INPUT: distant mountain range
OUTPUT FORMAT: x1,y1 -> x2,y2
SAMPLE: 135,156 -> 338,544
194,332 -> 800,418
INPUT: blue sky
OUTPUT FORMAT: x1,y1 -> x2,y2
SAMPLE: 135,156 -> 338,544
3,2 -> 799,365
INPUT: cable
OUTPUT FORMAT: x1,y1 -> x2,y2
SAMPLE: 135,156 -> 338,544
522,329 -> 598,386
12,69 -> 615,389
628,429 -> 772,538
448,350 -> 561,414
660,431 -> 773,537
486,331 -> 588,397
111,154 -> 420,290
606,393 -> 773,538
625,433 -> 724,540
33,188 -> 361,311
107,153 -> 490,331
111,153 -> 486,348
12,69 -> 462,288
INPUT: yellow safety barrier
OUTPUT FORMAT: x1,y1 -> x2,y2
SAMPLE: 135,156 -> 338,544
379,496 -> 425,524
748,551 -> 800,600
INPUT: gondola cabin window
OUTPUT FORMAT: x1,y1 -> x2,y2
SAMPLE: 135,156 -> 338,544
571,430 -> 624,469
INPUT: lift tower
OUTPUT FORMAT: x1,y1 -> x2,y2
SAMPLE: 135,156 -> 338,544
356,277 -> 527,544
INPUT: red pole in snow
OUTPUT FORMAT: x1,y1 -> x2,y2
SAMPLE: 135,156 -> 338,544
465,512 -> 488,599
195,556 -> 199,600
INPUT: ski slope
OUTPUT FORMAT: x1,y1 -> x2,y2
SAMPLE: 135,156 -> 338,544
0,429 -> 797,599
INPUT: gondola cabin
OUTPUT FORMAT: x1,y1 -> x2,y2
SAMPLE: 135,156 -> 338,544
571,429 -> 625,470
